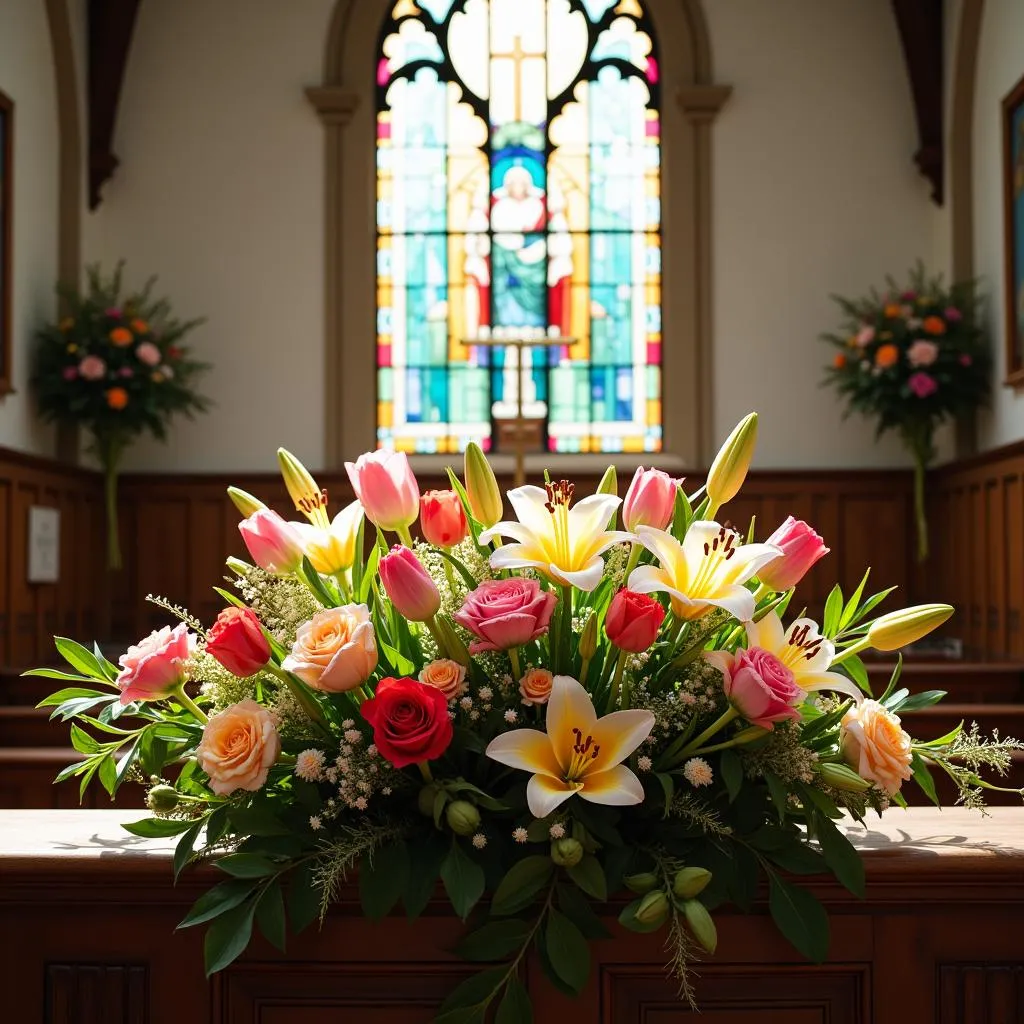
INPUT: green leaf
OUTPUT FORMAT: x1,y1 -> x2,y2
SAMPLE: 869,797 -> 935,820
566,855 -> 607,902
256,881 -> 287,952
25,669 -> 98,685
69,723 -> 103,754
351,513 -> 367,597
404,834 -> 446,920
432,546 -> 480,591
212,586 -> 247,609
227,807 -> 291,837
299,556 -> 339,608
203,898 -> 256,976
812,813 -> 865,898
287,860 -> 322,934
764,770 -> 789,822
113,737 -> 140,793
174,821 -> 204,879
53,757 -> 91,784
359,545 -> 380,604
178,879 -> 258,929
911,752 -> 940,807
840,654 -> 872,695
822,585 -> 844,637
556,883 -> 611,940
35,685 -> 104,706
379,640 -> 416,677
98,755 -> 117,797
437,965 -> 507,1016
122,816 -> 199,838
54,637 -> 110,681
455,918 -> 531,962
441,841 -> 485,921
720,749 -> 743,802
920,721 -> 964,749
768,874 -> 830,962
893,689 -> 947,712
544,908 -> 590,995
360,841 -> 410,920
217,853 -> 280,879
838,569 -> 870,631
767,842 -> 829,876
490,856 -> 553,916
495,977 -> 533,1024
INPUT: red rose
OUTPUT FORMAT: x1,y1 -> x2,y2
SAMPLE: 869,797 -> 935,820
605,589 -> 666,652
206,607 -> 271,677
361,676 -> 453,769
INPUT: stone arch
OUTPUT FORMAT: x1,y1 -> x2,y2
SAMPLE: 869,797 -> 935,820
309,0 -> 729,467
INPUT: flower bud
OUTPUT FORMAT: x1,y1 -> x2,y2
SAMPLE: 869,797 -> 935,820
817,762 -> 872,793
683,899 -> 718,953
446,799 -> 481,836
605,589 -> 666,653
635,889 -> 670,927
866,603 -> 953,652
673,866 -> 712,900
596,465 -> 618,497
238,509 -> 304,575
205,607 -> 271,677
624,872 -> 659,895
578,612 -> 598,662
277,448 -> 328,526
146,784 -> 179,813
464,442 -> 502,528
227,486 -> 266,519
706,412 -> 758,510
420,489 -> 469,548
418,783 -> 440,817
758,517 -> 829,591
623,466 -> 680,532
379,545 -> 442,622
550,837 -> 584,867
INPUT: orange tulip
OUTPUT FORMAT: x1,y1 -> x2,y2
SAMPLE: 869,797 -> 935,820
883,303 -> 902,319
131,318 -> 149,334
105,387 -> 129,410
110,327 -> 133,346
874,344 -> 899,368
922,315 -> 946,335
833,352 -> 847,369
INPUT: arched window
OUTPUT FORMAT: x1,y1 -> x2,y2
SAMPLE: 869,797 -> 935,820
375,0 -> 662,455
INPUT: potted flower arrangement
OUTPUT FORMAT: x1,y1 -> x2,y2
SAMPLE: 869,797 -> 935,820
27,414 -> 1022,1020
821,264 -> 989,561
32,262 -> 210,569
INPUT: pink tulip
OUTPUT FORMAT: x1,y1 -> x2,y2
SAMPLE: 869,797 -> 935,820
622,466 -> 680,532
379,545 -> 441,622
238,509 -> 304,574
906,340 -> 938,367
758,517 -> 829,591
420,489 -> 468,548
116,623 -> 195,705
345,450 -> 419,532
908,372 -> 938,399
718,647 -> 803,730
455,578 -> 557,654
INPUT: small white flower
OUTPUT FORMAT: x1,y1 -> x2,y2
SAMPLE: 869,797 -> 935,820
294,748 -> 325,782
470,709 -> 481,720
325,768 -> 338,784
681,693 -> 697,705
344,729 -> 362,744
367,744 -> 378,758
354,796 -> 368,811
382,786 -> 393,796
478,686 -> 493,700
309,815 -> 323,830
460,696 -> 474,710
472,833 -> 487,849
341,718 -> 355,729
513,827 -> 529,844
549,822 -> 566,840
637,755 -> 653,772
504,709 -> 518,723
341,744 -> 353,757
683,757 -> 714,788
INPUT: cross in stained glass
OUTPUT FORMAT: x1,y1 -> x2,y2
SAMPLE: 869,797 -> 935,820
493,34 -> 528,122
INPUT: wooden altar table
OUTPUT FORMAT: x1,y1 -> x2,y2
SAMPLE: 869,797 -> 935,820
1,807 -> 1022,1022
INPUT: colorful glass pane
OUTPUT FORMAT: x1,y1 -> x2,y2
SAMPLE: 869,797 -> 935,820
376,0 -> 661,453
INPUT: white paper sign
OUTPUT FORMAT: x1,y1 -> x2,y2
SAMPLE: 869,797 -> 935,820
27,506 -> 60,584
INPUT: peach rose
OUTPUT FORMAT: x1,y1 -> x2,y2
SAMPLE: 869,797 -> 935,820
418,659 -> 467,700
282,604 -> 377,693
519,667 -> 553,706
196,699 -> 281,796
840,699 -> 913,796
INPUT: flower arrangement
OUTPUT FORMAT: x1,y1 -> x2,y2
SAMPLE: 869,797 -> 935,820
821,264 -> 989,561
29,414 -> 1023,1021
33,262 -> 210,569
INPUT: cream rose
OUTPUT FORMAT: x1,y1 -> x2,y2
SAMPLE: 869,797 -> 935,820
519,668 -> 554,706
196,699 -> 281,796
282,604 -> 377,693
419,659 -> 467,701
840,699 -> 913,796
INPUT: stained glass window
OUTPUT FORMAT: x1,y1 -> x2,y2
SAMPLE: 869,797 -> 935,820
376,0 -> 661,454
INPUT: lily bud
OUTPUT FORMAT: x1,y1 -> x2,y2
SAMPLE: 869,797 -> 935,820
417,783 -> 440,817
706,412 -> 758,510
624,872 -> 659,895
578,612 -> 598,662
867,603 -> 953,652
597,465 -> 618,497
817,762 -> 872,792
683,899 -> 718,953
635,890 -> 670,927
278,448 -> 329,527
226,556 -> 251,575
550,837 -> 584,867
227,486 -> 266,519
146,784 -> 179,813
673,866 -> 712,900
446,799 -> 481,836
464,442 -> 502,528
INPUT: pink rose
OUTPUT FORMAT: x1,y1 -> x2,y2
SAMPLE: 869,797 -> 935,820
238,509 -> 304,575
854,325 -> 875,347
454,578 -> 557,654
906,340 -> 939,367
944,306 -> 962,322
710,646 -> 804,729
622,466 -> 681,532
135,341 -> 161,366
841,699 -> 912,795
345,450 -> 419,532
282,604 -> 378,693
196,699 -> 281,796
758,517 -> 829,591
79,355 -> 106,380
379,545 -> 441,622
908,371 -> 938,399
116,623 -> 195,705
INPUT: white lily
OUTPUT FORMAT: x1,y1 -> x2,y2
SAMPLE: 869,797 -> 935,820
480,481 -> 631,591
485,675 -> 654,818
629,522 -> 781,622
291,499 -> 364,575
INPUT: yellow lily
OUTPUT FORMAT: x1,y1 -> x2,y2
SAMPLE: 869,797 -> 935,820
291,499 -> 364,575
278,447 -> 330,528
486,675 -> 654,818
629,522 -> 780,621
480,482 -> 631,591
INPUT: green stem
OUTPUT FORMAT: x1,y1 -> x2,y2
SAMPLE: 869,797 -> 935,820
752,581 -> 772,604
426,615 -> 450,659
172,684 -> 208,724
417,761 -> 433,783
266,663 -> 332,736
678,706 -> 739,759
397,523 -> 415,548
623,541 -> 642,584
560,584 -> 573,675
333,570 -> 352,602
610,648 -> 628,709
829,636 -> 871,667
680,731 -> 766,759
912,450 -> 928,563
509,646 -> 522,682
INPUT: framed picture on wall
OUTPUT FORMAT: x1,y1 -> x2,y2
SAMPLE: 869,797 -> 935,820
1003,74 -> 1024,387
0,90 -> 11,396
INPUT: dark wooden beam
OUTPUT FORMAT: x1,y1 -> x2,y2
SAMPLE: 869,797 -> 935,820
87,0 -> 142,209
891,0 -> 944,205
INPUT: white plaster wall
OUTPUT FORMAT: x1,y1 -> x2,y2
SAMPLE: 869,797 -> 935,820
0,0 -> 60,456
972,0 -> 1024,451
85,0 -> 940,471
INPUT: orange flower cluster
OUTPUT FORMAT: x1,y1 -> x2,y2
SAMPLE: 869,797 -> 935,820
874,344 -> 899,368
922,315 -> 946,335
105,387 -> 129,410
110,327 -> 133,347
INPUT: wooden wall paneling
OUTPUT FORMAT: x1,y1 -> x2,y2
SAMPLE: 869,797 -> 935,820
46,963 -> 147,1024
11,476 -> 36,665
0,476 -> 9,668
987,478 -> 1007,655
189,497 -> 229,627
937,964 -> 1024,1024
1005,476 -> 1024,656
